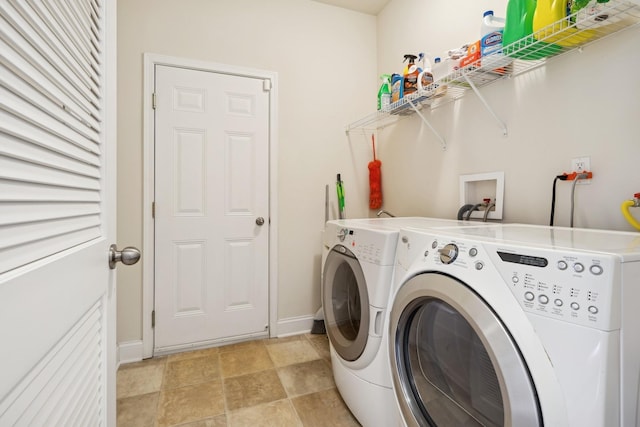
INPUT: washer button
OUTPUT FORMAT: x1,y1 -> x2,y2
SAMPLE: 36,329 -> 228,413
574,263 -> 585,273
512,276 -> 519,284
432,240 -> 438,249
554,299 -> 563,307
570,302 -> 580,311
475,261 -> 484,270
469,248 -> 478,257
590,265 -> 603,275
538,294 -> 549,304
588,306 -> 599,314
558,261 -> 568,270
524,292 -> 535,302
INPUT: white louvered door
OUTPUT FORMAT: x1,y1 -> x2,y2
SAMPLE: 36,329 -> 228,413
0,1 -> 116,426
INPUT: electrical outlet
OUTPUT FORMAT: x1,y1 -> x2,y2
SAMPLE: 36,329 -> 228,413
571,156 -> 591,184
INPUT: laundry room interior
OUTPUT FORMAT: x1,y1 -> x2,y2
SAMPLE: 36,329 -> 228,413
114,0 -> 640,424
117,0 -> 640,352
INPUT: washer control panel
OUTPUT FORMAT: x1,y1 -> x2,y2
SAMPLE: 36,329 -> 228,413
497,250 -> 618,330
425,236 -> 620,331
326,222 -> 398,266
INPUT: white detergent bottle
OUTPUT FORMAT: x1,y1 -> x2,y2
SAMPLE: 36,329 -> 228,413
481,10 -> 511,70
417,56 -> 434,96
431,57 -> 448,97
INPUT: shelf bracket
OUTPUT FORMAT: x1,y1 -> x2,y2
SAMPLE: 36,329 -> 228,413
462,72 -> 508,136
406,98 -> 446,150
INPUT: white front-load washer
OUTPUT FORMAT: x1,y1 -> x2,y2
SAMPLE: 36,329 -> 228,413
389,224 -> 640,426
322,218 -> 497,427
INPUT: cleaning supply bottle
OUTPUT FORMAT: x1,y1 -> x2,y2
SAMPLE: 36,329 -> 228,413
480,10 -> 512,71
503,0 -> 562,59
533,0 -> 596,46
391,73 -> 403,103
431,57 -> 448,98
417,56 -> 434,95
481,11 -> 506,57
402,54 -> 419,96
572,0 -> 620,30
377,74 -> 392,111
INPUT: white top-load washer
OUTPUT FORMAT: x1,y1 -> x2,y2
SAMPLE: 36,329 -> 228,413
389,223 -> 640,426
322,217 -> 500,427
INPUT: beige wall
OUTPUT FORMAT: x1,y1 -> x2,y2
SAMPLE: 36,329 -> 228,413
116,0 -> 377,342
376,0 -> 640,229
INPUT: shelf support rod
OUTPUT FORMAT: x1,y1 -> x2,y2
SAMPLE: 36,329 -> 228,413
406,98 -> 446,150
462,73 -> 508,136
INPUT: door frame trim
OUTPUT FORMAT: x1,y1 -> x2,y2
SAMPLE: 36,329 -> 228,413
141,53 -> 279,358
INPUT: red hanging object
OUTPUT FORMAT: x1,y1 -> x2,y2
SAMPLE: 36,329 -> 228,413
368,134 -> 382,209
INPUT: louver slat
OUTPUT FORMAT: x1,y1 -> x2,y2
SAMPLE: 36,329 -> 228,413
0,302 -> 103,425
0,0 -> 103,274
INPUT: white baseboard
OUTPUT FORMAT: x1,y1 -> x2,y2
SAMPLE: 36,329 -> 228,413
119,316 -> 315,364
276,314 -> 315,337
117,340 -> 144,366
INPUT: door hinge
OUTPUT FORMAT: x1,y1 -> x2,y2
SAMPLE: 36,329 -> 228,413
152,201 -> 155,218
152,93 -> 157,109
152,310 -> 155,328
263,79 -> 272,92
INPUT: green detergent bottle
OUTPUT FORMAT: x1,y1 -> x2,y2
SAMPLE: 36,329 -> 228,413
503,0 -> 562,59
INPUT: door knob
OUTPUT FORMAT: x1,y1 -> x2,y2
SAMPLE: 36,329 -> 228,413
256,217 -> 265,226
109,244 -> 141,269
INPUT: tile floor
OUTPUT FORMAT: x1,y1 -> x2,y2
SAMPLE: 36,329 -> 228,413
116,333 -> 361,427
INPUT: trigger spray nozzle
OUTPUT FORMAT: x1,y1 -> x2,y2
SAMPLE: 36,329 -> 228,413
403,54 -> 418,64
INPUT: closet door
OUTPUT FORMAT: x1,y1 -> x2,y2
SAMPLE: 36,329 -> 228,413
0,1 -> 117,425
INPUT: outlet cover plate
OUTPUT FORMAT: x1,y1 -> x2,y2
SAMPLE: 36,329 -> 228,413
571,156 -> 591,184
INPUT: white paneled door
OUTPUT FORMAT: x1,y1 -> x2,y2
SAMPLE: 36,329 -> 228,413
154,65 -> 270,352
0,1 -> 118,426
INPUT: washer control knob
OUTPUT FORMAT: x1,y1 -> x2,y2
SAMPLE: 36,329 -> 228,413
438,243 -> 459,264
337,228 -> 349,242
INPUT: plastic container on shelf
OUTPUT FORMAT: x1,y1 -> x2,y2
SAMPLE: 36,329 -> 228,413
377,74 -> 392,111
480,10 -> 513,72
431,57 -> 448,98
532,0 -> 596,47
572,0 -> 627,30
481,10 -> 506,57
503,0 -> 562,59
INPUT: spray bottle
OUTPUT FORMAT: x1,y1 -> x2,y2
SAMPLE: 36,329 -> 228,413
377,74 -> 392,111
402,54 -> 419,96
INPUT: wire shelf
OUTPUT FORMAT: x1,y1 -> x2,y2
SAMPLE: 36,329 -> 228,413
346,1 -> 640,133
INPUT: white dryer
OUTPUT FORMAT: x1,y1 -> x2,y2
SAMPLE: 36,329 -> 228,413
389,224 -> 640,426
322,218 -> 492,427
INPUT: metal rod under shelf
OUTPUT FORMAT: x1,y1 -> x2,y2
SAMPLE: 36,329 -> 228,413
405,98 -> 446,150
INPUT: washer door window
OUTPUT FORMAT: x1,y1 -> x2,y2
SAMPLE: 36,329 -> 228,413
389,273 -> 541,427
322,245 -> 369,361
